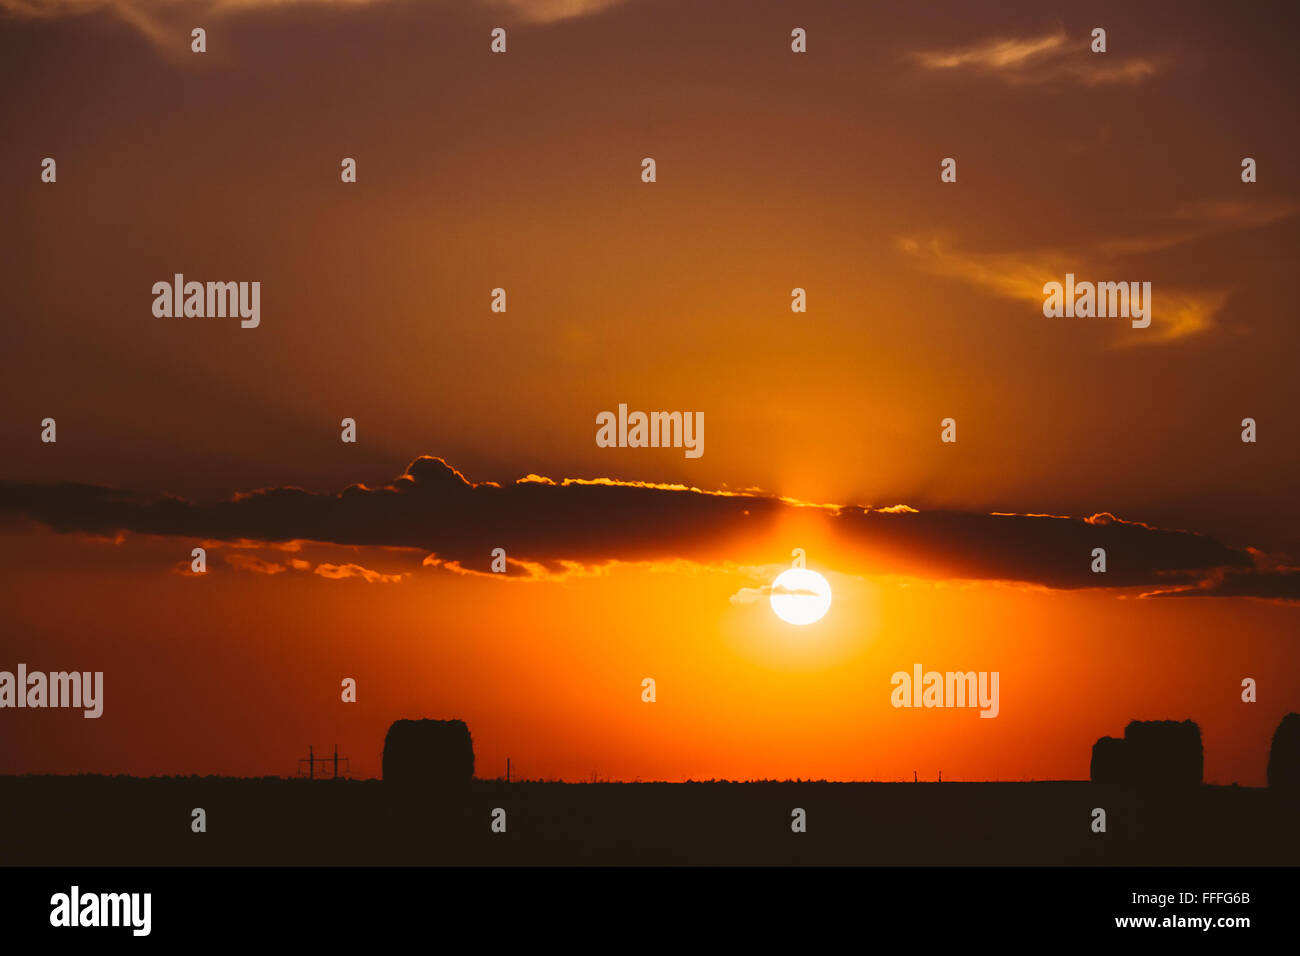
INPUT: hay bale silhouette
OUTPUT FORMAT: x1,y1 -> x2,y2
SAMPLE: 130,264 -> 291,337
1123,719 -> 1202,786
1267,712 -> 1300,790
1090,735 -> 1128,783
382,719 -> 474,788
1090,720 -> 1202,786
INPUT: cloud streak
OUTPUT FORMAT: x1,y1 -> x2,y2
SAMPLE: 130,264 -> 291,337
728,581 -> 821,605
0,0 -> 629,56
909,27 -> 1163,86
1,456 -> 1291,601
894,229 -> 1234,346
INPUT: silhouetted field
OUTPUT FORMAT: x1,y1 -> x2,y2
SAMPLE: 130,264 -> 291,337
2,776 -> 1296,865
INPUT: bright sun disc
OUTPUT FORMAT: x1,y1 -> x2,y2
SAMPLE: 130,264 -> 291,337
770,568 -> 832,626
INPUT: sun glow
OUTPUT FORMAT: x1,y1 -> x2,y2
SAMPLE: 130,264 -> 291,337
769,568 -> 833,625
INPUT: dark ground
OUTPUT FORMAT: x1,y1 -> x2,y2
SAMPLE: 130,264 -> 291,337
2,776 -> 1296,866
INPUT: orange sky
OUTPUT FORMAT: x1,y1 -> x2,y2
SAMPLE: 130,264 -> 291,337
1,0 -> 1297,783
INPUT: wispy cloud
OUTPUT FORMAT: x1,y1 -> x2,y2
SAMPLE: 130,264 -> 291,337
224,551 -> 289,575
895,199 -> 1297,345
0,0 -> 629,56
1143,564 -> 1300,601
913,28 -> 1068,72
479,0 -> 628,24
910,27 -> 1163,86
894,219 -> 1240,346
1096,199 -> 1300,257
314,561 -> 406,583
728,580 -> 820,605
163,537 -> 407,581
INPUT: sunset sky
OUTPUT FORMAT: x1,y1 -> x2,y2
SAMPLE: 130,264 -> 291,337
1,0 -> 1297,785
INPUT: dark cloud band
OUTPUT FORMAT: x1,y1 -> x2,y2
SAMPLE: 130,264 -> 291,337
0,455 -> 1285,598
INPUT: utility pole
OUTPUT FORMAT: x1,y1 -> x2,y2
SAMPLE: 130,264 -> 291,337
297,744 -> 350,780
506,758 -> 511,783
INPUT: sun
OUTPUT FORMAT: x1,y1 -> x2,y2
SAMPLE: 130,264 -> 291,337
770,567 -> 832,626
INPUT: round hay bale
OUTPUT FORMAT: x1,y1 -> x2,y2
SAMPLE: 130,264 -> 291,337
382,718 -> 474,788
1090,735 -> 1128,784
1123,719 -> 1203,787
1267,712 -> 1300,790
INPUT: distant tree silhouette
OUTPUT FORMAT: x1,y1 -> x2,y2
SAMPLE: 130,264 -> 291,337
382,719 -> 474,788
1267,712 -> 1300,790
1090,720 -> 1202,786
